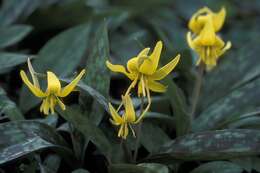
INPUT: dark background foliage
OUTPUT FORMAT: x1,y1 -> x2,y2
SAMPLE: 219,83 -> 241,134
0,0 -> 260,172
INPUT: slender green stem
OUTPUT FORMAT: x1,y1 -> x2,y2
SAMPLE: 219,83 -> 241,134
133,96 -> 144,162
190,64 -> 204,120
68,123 -> 81,160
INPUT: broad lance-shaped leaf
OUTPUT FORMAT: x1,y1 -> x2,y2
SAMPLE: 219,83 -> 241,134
150,129 -> 260,161
0,53 -> 29,74
0,87 -> 24,120
80,22 -> 110,124
190,161 -> 243,173
165,78 -> 190,136
193,77 -> 260,132
19,23 -> 91,112
0,25 -> 32,48
0,120 -> 75,165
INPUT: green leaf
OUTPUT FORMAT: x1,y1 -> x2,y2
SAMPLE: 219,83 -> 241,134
0,120 -> 74,165
138,163 -> 169,173
152,129 -> 260,161
190,161 -> 243,173
140,122 -> 171,153
72,169 -> 90,173
42,154 -> 61,173
0,25 -> 32,48
80,22 -> 110,124
57,106 -> 111,160
193,78 -> 260,131
0,0 -> 59,26
0,52 -> 29,74
109,163 -> 166,173
165,78 -> 190,136
0,86 -> 24,120
231,157 -> 260,172
19,23 -> 91,112
200,41 -> 260,111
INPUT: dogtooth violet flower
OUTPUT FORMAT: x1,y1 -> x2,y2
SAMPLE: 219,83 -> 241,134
187,7 -> 231,70
20,60 -> 85,115
109,94 -> 145,139
188,7 -> 226,34
106,41 -> 180,99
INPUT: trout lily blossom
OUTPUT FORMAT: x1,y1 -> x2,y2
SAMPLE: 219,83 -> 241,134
20,60 -> 85,115
109,94 -> 145,139
187,7 -> 231,70
106,41 -> 180,98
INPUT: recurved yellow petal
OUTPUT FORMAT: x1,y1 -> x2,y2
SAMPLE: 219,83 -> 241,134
20,70 -> 47,97
187,32 -> 195,49
213,7 -> 226,32
197,18 -> 216,45
127,57 -> 139,73
188,7 -> 212,33
122,95 -> 136,122
147,80 -> 167,93
106,61 -> 134,80
57,97 -> 66,110
59,70 -> 85,97
139,41 -> 162,75
46,71 -> 61,94
109,103 -> 123,124
150,54 -> 180,80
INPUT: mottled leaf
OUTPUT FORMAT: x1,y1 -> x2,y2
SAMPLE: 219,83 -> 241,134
190,161 -> 243,173
152,129 -> 260,161
0,86 -> 24,120
193,78 -> 260,131
0,121 -> 74,165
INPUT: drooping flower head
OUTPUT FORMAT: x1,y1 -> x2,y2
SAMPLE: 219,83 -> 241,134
109,94 -> 144,139
20,60 -> 85,115
106,41 -> 180,97
187,7 -> 231,70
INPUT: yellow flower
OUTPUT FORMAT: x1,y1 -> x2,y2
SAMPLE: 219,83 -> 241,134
109,94 -> 145,139
20,66 -> 85,115
188,7 -> 226,34
187,30 -> 231,70
106,41 -> 180,97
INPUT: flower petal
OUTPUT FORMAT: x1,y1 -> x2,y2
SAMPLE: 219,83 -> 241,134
126,57 -> 139,73
109,103 -> 123,124
46,71 -> 61,95
59,70 -> 85,97
147,80 -> 167,93
27,58 -> 40,88
196,18 -> 216,46
122,95 -> 136,122
106,60 -> 134,80
20,70 -> 47,97
150,54 -> 180,80
57,97 -> 66,110
139,41 -> 162,75
187,32 -> 195,49
213,7 -> 226,32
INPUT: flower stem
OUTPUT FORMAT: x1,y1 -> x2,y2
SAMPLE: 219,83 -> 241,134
190,64 -> 204,120
133,96 -> 144,162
